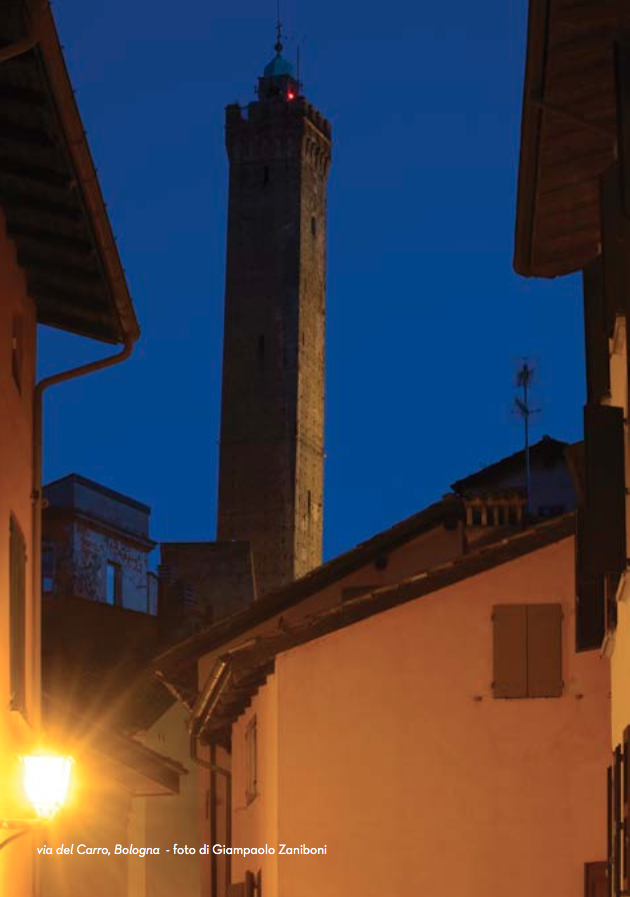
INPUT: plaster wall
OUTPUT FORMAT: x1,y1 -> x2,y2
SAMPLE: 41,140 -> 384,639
129,702 -> 202,897
0,211 -> 39,897
608,318 -> 630,748
231,536 -> 609,897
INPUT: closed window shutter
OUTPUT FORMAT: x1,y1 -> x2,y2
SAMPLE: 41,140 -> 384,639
583,403 -> 627,578
583,259 -> 611,403
9,515 -> 26,713
576,510 -> 605,652
526,604 -> 563,697
492,605 -> 527,698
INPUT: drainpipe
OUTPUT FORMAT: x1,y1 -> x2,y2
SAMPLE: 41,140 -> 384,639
32,338 -> 135,725
189,657 -> 233,897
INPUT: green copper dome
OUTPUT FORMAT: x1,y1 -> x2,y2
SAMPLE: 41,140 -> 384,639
264,52 -> 293,78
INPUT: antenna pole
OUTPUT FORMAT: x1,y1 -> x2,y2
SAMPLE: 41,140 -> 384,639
515,361 -> 539,518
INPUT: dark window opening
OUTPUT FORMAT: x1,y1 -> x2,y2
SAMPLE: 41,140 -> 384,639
307,490 -> 312,516
106,561 -> 122,606
486,506 -> 495,526
263,166 -> 269,185
311,216 -> 317,236
42,543 -> 55,594
472,508 -> 482,526
258,334 -> 265,368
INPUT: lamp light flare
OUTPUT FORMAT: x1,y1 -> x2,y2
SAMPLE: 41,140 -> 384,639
287,90 -> 295,100
22,753 -> 74,820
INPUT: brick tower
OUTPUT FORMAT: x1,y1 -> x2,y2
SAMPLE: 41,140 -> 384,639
217,32 -> 332,597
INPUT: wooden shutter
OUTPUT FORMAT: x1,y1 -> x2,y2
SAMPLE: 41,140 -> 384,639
583,260 -> 611,404
583,404 -> 627,578
9,515 -> 26,713
576,510 -> 605,652
526,604 -> 563,698
492,605 -> 527,698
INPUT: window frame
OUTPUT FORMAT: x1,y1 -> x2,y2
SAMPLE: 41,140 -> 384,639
105,560 -> 123,606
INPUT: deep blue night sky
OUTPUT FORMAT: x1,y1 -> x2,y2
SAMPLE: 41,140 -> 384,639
39,0 -> 585,563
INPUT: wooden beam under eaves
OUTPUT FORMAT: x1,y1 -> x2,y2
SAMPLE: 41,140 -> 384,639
0,187 -> 81,221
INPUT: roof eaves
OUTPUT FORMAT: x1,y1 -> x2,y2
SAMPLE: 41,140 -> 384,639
199,514 -> 576,740
152,496 -> 465,675
513,0 -> 550,277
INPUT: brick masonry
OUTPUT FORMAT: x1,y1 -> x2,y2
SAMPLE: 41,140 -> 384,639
217,79 -> 332,597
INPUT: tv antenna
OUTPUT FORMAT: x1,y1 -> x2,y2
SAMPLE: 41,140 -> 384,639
514,360 -> 540,515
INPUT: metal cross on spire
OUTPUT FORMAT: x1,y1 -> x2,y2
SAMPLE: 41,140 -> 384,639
275,0 -> 284,54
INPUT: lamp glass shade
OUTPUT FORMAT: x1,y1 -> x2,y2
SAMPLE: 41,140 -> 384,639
22,753 -> 74,819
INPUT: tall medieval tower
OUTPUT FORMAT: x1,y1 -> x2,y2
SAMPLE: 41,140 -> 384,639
217,32 -> 332,597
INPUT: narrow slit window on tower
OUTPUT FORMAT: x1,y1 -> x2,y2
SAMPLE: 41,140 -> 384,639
258,334 -> 265,368
311,216 -> 317,236
307,490 -> 312,516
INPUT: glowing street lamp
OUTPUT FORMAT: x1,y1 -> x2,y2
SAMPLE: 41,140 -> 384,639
22,752 -> 74,820
0,751 -> 74,852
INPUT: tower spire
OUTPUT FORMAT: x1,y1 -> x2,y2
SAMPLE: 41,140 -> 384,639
275,0 -> 283,54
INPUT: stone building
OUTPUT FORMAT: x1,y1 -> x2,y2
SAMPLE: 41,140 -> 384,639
42,473 -> 158,614
216,31 -> 332,598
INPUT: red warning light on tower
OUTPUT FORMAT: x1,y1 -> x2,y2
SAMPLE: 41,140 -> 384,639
287,90 -> 296,101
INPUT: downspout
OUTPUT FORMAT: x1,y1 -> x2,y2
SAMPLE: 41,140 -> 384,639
189,657 -> 233,897
32,338 -> 135,725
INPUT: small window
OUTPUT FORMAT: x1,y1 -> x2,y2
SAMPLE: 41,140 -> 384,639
493,604 -> 563,699
245,716 -> 258,804
42,543 -> 55,594
471,507 -> 482,526
307,490 -> 312,516
12,315 -> 23,393
486,506 -> 495,526
106,561 -> 122,606
311,216 -> 317,236
263,166 -> 270,185
10,515 -> 26,713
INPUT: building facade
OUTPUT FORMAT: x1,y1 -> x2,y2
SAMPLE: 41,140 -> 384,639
217,36 -> 332,597
43,474 -> 157,615
513,5 -> 630,894
0,2 -> 139,894
226,526 -> 608,897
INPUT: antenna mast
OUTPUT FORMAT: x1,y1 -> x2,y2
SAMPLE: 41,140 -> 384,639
514,360 -> 540,517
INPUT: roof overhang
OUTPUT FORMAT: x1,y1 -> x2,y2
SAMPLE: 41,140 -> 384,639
0,1 -> 139,342
44,696 -> 187,797
514,0 -> 630,278
190,515 -> 576,745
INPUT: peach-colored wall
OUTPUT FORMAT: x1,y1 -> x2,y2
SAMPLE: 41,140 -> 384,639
199,523 -> 463,887
608,318 -> 630,752
230,675 -> 279,893
231,536 -> 609,897
0,210 -> 39,897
